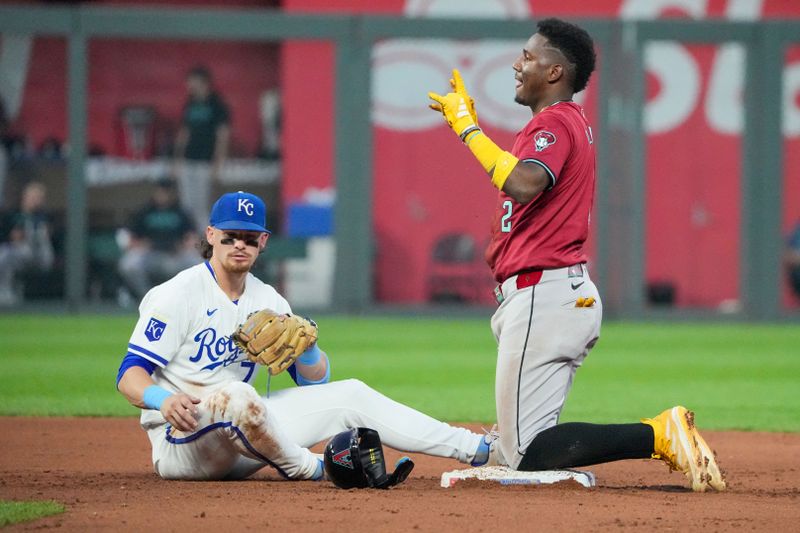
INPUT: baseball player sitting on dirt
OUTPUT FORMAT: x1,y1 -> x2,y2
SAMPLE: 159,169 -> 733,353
116,191 -> 501,481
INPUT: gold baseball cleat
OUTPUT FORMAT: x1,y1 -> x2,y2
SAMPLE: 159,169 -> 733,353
641,406 -> 726,492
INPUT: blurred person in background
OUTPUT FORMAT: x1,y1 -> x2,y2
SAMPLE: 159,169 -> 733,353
173,65 -> 230,229
118,179 -> 197,301
786,220 -> 800,300
0,98 -> 9,205
0,181 -> 55,306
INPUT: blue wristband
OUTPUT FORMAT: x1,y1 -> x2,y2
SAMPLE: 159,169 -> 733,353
142,385 -> 172,410
296,352 -> 331,386
297,344 -> 322,366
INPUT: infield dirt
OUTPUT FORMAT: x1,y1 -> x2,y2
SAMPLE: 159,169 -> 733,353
1,417 -> 798,531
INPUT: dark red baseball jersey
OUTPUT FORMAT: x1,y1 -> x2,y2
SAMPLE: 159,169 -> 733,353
485,101 -> 596,283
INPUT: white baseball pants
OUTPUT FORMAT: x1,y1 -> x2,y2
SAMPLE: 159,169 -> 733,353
147,379 -> 483,480
491,264 -> 602,470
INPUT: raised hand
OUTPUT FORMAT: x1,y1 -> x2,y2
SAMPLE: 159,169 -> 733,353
450,69 -> 478,126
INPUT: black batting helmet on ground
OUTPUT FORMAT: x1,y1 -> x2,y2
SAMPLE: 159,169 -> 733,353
323,427 -> 414,489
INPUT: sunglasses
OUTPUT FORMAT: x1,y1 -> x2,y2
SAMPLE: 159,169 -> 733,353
219,233 -> 261,247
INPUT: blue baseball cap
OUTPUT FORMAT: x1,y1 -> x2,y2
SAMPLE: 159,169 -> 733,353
209,191 -> 271,233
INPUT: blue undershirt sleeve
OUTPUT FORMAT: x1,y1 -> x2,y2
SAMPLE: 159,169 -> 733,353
116,353 -> 157,389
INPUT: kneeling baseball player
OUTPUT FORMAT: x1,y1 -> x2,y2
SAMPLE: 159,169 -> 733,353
427,18 -> 725,491
117,191 -> 500,482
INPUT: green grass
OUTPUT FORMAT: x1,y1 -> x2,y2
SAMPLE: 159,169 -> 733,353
0,500 -> 64,527
0,315 -> 798,431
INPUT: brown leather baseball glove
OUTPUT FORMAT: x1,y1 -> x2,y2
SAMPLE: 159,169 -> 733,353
232,309 -> 319,376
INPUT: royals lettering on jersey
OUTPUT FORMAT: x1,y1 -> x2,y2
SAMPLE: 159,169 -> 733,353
125,262 -> 292,429
485,102 -> 596,283
190,327 -> 243,371
130,323 -> 245,372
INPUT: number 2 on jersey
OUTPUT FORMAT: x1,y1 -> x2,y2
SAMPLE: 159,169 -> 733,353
501,200 -> 513,233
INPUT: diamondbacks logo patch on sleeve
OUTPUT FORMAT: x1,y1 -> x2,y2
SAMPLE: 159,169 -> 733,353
534,130 -> 557,152
145,317 -> 167,342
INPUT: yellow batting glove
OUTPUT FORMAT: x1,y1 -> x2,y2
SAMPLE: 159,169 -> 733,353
427,91 -> 476,138
450,69 -> 478,126
428,70 -> 519,191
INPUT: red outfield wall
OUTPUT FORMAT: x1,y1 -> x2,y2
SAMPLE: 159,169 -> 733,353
282,0 -> 800,308
4,0 -> 799,307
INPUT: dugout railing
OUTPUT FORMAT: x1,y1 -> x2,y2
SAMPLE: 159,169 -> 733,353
0,5 -> 797,320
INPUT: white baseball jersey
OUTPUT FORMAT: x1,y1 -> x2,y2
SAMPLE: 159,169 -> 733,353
126,261 -> 290,431
124,261 -> 488,481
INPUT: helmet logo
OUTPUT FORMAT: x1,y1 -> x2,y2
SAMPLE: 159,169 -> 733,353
332,449 -> 354,469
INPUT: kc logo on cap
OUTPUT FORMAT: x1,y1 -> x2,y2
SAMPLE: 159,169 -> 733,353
238,198 -> 254,216
210,191 -> 270,233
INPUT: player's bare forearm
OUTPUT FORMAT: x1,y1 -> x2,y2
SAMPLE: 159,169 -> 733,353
295,348 -> 329,381
502,163 -> 551,205
118,366 -> 199,430
117,366 -> 156,409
